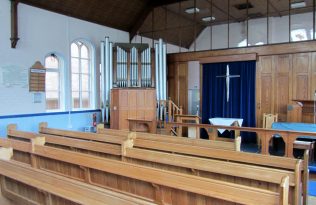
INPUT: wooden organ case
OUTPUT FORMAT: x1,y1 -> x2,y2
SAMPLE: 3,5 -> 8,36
101,38 -> 167,132
110,88 -> 156,131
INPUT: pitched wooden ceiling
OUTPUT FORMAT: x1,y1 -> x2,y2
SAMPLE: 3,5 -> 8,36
20,0 -> 314,48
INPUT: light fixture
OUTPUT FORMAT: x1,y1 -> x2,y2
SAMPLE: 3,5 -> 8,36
202,16 -> 216,22
291,1 -> 306,9
185,7 -> 200,14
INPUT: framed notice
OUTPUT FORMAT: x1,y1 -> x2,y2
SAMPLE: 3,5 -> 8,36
29,61 -> 46,92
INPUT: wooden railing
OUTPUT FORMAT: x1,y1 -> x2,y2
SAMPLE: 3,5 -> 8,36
166,122 -> 316,158
157,98 -> 182,131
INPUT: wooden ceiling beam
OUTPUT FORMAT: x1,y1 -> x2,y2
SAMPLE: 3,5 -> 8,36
10,0 -> 19,48
129,0 -> 189,42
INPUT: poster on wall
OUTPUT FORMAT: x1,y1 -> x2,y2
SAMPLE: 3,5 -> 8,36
0,64 -> 28,88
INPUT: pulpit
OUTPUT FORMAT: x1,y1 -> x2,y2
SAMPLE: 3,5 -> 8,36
292,100 -> 315,123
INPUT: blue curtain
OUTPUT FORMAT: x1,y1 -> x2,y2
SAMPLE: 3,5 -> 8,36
202,61 -> 256,143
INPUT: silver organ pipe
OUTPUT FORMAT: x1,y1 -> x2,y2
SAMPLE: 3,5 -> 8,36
162,43 -> 167,100
154,43 -> 159,101
109,42 -> 113,92
100,41 -> 105,122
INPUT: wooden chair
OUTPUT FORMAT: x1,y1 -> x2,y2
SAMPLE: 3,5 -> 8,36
263,113 -> 278,129
260,113 -> 278,149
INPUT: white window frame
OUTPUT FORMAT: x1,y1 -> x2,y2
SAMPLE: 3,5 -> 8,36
44,53 -> 64,111
70,40 -> 95,110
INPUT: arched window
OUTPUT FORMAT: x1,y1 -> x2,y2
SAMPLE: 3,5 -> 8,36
45,54 -> 61,110
71,40 -> 92,109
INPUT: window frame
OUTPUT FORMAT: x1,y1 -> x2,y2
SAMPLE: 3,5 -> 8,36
70,40 -> 95,110
44,53 -> 64,111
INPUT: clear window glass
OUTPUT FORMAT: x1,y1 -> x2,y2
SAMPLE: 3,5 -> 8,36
45,55 -> 61,110
71,41 -> 92,109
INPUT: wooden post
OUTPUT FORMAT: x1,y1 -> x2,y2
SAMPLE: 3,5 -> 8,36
168,98 -> 172,122
279,176 -> 289,205
6,124 -> 17,136
235,136 -> 242,152
0,148 -> 13,161
39,122 -> 48,132
303,150 -> 309,205
10,0 -> 19,48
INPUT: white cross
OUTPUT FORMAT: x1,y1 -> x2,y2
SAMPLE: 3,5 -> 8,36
216,65 -> 240,102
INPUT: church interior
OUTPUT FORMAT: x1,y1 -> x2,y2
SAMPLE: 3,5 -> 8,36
1,0 -> 316,204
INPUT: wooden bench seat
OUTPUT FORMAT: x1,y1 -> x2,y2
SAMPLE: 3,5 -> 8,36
0,148 -> 156,205
0,142 -> 289,205
5,125 -> 302,204
96,126 -> 241,151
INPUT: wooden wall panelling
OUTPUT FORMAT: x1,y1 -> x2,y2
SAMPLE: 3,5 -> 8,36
168,41 -> 316,63
178,62 -> 188,114
136,90 -> 145,119
312,52 -> 316,97
292,53 -> 311,101
311,52 -> 316,123
144,91 -> 156,121
168,42 -> 316,126
274,55 -> 292,122
128,90 -> 137,119
167,63 -> 176,102
257,56 -> 274,127
292,53 -> 312,123
110,89 -> 119,129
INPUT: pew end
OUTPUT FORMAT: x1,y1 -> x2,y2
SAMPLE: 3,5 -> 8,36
0,147 -> 13,161
39,122 -> 48,132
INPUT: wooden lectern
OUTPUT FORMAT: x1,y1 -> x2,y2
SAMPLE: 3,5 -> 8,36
292,100 -> 315,123
287,102 -> 302,122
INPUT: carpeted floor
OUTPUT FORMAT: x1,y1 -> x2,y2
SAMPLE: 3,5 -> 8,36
310,180 -> 316,197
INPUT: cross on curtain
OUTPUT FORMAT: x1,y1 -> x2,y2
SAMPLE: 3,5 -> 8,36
201,61 -> 256,143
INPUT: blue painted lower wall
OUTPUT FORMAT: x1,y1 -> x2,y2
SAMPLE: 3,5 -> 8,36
0,110 -> 101,137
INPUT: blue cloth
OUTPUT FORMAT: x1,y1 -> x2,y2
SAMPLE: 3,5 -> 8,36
272,122 -> 316,140
272,122 -> 316,132
310,180 -> 316,196
201,61 -> 256,143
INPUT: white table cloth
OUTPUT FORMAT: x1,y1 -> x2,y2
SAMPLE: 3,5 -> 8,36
209,118 -> 243,134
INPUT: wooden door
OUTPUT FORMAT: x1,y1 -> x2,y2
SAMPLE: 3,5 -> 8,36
292,53 -> 311,101
274,55 -> 292,122
256,56 -> 274,127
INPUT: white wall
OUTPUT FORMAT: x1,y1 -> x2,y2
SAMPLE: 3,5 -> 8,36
190,12 -> 314,51
0,0 -> 185,116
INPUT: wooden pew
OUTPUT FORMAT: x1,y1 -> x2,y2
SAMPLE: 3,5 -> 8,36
7,125 -> 300,204
97,126 -> 242,151
0,140 -> 289,205
0,148 -> 156,205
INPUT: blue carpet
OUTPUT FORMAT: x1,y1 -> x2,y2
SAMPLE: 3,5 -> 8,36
310,181 -> 316,196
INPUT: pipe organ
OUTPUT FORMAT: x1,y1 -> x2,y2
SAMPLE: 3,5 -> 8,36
101,37 -> 167,124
